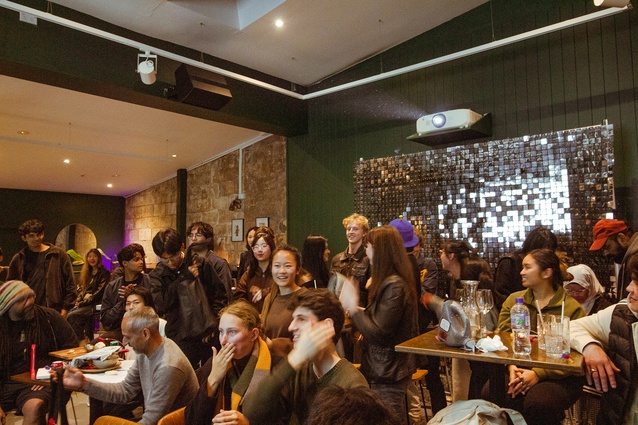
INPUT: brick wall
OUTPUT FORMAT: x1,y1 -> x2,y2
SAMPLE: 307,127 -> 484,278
124,135 -> 287,269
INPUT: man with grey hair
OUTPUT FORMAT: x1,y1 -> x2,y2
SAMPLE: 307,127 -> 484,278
63,307 -> 198,425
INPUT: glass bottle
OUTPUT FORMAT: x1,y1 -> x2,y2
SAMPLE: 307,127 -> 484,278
460,280 -> 480,339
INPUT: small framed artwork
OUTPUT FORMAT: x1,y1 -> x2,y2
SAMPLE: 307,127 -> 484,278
256,217 -> 269,227
231,219 -> 244,242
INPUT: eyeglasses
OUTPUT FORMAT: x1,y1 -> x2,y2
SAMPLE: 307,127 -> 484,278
565,287 -> 587,294
188,232 -> 203,239
252,244 -> 269,251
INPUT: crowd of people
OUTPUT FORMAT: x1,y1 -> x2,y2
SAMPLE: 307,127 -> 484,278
1,215 -> 638,425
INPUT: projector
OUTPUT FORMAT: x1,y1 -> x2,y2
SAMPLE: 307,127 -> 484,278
416,109 -> 482,134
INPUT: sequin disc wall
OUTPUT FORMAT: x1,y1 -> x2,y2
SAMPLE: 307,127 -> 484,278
354,124 -> 616,292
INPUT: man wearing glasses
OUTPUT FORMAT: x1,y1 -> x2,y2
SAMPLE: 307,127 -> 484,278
101,244 -> 150,341
149,228 -> 227,368
186,221 -> 232,302
590,219 -> 638,302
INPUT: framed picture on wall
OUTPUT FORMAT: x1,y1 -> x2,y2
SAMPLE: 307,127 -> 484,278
231,219 -> 244,242
256,217 -> 269,227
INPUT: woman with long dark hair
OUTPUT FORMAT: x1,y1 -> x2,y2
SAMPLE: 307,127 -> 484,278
439,239 -> 493,300
490,249 -> 585,425
66,248 -> 111,340
439,239 -> 494,402
339,225 -> 418,424
300,234 -> 330,289
233,227 -> 275,312
493,226 -> 558,310
237,226 -> 259,280
261,245 -> 307,352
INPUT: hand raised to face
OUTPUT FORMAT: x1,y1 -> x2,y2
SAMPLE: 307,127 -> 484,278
287,319 -> 335,370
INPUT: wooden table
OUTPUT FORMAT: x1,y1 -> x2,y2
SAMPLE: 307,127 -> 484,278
11,360 -> 134,388
49,346 -> 88,360
10,371 -> 52,387
396,330 -> 584,374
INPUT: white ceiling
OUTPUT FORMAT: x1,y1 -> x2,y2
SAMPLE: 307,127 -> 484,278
0,0 -> 488,197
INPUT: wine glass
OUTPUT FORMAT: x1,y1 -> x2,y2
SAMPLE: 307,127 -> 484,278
476,289 -> 494,338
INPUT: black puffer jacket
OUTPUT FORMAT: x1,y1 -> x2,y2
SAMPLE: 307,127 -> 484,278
600,304 -> 638,424
352,274 -> 418,383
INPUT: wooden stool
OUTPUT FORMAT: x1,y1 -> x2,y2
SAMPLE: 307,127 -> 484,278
406,369 -> 430,423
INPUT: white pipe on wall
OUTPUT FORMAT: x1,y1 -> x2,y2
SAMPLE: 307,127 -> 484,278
0,0 -> 630,100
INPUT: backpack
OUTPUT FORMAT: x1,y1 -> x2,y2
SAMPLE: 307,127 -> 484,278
428,399 -> 526,425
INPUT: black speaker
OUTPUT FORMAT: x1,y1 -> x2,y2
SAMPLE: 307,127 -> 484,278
169,64 -> 232,110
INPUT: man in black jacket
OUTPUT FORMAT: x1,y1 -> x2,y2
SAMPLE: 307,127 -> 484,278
101,244 -> 149,341
149,228 -> 228,368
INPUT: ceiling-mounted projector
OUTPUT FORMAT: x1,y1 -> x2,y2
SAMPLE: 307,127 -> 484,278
416,109 -> 482,135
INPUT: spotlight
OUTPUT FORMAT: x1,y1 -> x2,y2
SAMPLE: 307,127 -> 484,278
137,51 -> 157,85
593,0 -> 631,6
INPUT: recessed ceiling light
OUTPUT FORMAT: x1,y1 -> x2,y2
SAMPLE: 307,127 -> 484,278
107,184 -> 113,188
172,154 -> 178,158
112,174 -> 120,177
63,159 -> 70,164
275,19 -> 284,27
18,130 -> 29,135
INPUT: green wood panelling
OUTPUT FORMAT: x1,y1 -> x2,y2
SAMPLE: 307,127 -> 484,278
288,0 -> 638,251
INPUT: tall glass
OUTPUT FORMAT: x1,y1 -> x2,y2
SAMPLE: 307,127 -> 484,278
460,280 -> 480,339
476,289 -> 494,338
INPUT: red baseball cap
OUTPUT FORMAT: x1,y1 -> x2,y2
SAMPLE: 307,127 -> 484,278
589,219 -> 629,251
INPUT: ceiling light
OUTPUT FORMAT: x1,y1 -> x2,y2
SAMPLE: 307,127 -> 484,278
172,154 -> 177,158
18,130 -> 29,135
63,159 -> 70,164
107,183 -> 113,188
137,51 -> 157,85
275,19 -> 284,27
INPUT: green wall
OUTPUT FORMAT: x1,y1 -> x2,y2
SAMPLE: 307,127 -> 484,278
0,189 -> 125,267
288,0 -> 638,250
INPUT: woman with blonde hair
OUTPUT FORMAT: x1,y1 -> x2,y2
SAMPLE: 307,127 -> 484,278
340,225 -> 418,424
66,248 -> 111,340
185,300 -> 274,425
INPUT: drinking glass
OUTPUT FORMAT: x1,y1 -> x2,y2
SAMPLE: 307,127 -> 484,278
476,289 -> 494,338
545,315 -> 564,358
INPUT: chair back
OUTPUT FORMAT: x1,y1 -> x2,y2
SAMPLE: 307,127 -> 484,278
158,407 -> 186,425
94,416 -> 138,425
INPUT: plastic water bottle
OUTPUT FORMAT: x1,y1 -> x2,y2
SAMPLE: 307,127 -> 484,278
510,297 -> 531,355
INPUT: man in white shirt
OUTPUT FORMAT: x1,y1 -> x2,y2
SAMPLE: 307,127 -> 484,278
570,252 -> 638,424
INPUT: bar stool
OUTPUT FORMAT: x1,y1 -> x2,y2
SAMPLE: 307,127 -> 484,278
405,369 -> 430,423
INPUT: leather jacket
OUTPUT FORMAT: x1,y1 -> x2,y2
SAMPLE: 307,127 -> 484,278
7,244 -> 76,312
352,274 -> 418,383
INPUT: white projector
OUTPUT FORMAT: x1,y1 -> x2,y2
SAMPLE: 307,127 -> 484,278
416,109 -> 482,134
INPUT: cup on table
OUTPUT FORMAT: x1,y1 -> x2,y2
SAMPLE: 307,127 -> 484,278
537,319 -> 547,350
544,315 -> 564,358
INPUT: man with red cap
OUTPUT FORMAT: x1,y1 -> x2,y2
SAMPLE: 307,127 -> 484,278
590,219 -> 638,302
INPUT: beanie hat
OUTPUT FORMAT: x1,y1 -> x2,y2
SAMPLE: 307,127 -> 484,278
0,280 -> 35,316
589,219 -> 629,251
389,217 -> 419,248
